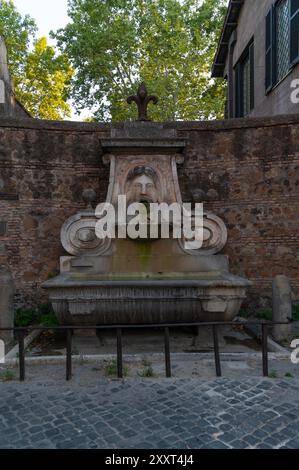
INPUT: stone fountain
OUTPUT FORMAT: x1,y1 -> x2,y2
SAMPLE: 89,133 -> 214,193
43,85 -> 251,325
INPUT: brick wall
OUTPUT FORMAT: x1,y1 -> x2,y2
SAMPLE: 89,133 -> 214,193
0,114 -> 299,310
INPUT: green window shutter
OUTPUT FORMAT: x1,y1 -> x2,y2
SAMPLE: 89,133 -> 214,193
290,0 -> 299,65
266,7 -> 274,92
235,63 -> 242,117
235,39 -> 254,118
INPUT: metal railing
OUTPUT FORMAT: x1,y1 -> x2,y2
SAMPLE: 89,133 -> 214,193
0,321 -> 295,382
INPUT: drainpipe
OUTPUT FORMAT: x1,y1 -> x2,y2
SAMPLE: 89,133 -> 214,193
227,30 -> 237,119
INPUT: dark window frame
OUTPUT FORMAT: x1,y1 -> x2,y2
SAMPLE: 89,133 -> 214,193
235,39 -> 255,118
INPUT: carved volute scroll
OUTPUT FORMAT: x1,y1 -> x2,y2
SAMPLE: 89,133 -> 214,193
178,212 -> 228,256
61,212 -> 111,257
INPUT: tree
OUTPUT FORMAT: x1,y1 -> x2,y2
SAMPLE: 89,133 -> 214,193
0,0 -> 36,79
53,0 -> 227,122
0,0 -> 73,119
15,37 -> 73,120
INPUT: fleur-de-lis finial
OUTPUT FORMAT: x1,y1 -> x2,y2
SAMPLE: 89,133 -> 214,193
127,83 -> 158,121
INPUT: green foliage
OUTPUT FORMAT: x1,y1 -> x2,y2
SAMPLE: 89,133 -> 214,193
15,304 -> 58,328
285,372 -> 294,379
138,359 -> 154,377
37,303 -> 59,327
0,0 -> 36,79
104,359 -> 128,377
0,0 -> 73,119
238,309 -> 250,319
138,365 -> 154,377
15,37 -> 74,119
269,370 -> 278,379
38,313 -> 59,328
15,307 -> 37,327
293,304 -> 299,321
255,305 -> 299,322
141,358 -> 152,367
0,370 -> 16,382
47,271 -> 58,280
53,0 -> 227,121
256,309 -> 272,322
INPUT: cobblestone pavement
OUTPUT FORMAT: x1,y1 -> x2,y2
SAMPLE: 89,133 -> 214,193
0,377 -> 299,449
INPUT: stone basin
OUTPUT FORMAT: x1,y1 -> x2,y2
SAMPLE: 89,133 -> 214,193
43,271 -> 251,325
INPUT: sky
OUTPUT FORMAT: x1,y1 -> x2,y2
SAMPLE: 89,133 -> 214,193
13,0 -> 70,43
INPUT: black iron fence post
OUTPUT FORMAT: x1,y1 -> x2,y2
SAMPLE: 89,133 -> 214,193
66,328 -> 73,381
0,320 -> 292,384
262,323 -> 269,377
18,329 -> 26,382
117,328 -> 123,379
164,327 -> 172,378
213,325 -> 222,377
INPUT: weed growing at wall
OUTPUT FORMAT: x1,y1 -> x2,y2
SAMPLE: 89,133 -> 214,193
15,303 -> 58,327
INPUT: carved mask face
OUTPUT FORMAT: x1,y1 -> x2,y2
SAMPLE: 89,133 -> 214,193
126,173 -> 159,204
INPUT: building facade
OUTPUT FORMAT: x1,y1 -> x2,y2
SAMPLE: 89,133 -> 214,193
213,0 -> 299,118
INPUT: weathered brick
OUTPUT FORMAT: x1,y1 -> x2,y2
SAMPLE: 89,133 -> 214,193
0,116 -> 298,310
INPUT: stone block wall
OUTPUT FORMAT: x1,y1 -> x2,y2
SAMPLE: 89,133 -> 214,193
0,114 -> 298,311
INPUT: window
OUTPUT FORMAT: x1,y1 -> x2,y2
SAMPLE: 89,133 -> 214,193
266,0 -> 299,92
290,0 -> 299,64
235,41 -> 254,117
276,0 -> 290,82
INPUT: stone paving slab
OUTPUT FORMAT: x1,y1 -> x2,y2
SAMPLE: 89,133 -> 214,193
0,376 -> 299,449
